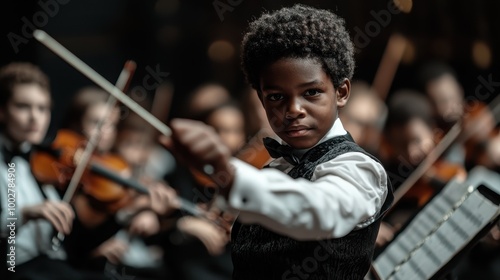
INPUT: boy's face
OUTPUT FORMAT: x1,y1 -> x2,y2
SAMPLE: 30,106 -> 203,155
0,84 -> 51,144
259,58 -> 349,149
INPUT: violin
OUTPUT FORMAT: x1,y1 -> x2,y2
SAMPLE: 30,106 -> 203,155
462,101 -> 499,169
31,129 -> 147,214
402,160 -> 466,208
32,127 -> 213,216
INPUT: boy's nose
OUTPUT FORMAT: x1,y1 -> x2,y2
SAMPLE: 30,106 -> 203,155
285,99 -> 305,119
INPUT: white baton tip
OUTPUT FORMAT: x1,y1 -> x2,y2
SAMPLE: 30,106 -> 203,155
33,29 -> 46,40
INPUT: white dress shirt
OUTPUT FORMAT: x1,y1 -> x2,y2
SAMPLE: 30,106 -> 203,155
227,118 -> 388,240
0,135 -> 66,265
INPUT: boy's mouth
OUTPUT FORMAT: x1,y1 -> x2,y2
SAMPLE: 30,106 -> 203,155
285,125 -> 311,137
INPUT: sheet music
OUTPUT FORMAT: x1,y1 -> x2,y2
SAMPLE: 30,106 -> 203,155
373,168 -> 500,280
382,190 -> 498,280
373,180 -> 468,277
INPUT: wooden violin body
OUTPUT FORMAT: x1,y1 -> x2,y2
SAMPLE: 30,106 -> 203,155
31,129 -> 136,214
404,160 -> 466,207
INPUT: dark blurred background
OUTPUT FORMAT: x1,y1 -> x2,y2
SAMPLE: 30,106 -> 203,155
1,0 -> 499,135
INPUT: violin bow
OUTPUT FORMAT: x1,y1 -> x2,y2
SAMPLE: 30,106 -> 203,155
371,33 -> 407,100
50,60 -> 136,250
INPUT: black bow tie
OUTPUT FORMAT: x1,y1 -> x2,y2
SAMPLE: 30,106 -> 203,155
2,145 -> 30,165
263,137 -> 300,165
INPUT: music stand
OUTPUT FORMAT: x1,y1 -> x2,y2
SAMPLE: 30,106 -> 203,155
371,166 -> 500,280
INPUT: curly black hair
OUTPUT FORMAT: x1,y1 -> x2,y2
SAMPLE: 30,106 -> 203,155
241,4 -> 355,91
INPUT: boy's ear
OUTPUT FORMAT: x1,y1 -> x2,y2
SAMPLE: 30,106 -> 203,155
336,78 -> 351,108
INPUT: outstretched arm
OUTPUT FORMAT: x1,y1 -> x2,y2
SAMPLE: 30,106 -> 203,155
162,118 -> 388,240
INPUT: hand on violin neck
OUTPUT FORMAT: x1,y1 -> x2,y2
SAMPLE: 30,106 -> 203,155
21,201 -> 74,235
159,118 -> 235,191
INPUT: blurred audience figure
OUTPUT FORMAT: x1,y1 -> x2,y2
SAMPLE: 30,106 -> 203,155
340,81 -> 387,157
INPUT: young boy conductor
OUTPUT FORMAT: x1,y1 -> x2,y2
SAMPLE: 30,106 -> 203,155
164,4 -> 393,279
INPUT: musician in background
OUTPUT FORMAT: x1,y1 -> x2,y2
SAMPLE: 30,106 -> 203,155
199,101 -> 246,156
0,62 -> 103,279
112,114 -> 178,279
378,89 -> 467,246
419,61 -> 500,178
183,83 -> 231,120
60,86 -> 176,278
158,87 -> 236,280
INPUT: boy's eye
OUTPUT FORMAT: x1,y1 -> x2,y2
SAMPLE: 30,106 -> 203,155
266,94 -> 284,101
304,89 -> 321,96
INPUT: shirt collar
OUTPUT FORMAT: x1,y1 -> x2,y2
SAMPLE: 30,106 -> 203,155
276,118 -> 347,159
0,133 -> 32,154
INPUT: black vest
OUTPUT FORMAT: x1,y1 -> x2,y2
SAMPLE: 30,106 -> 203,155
231,135 -> 393,280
